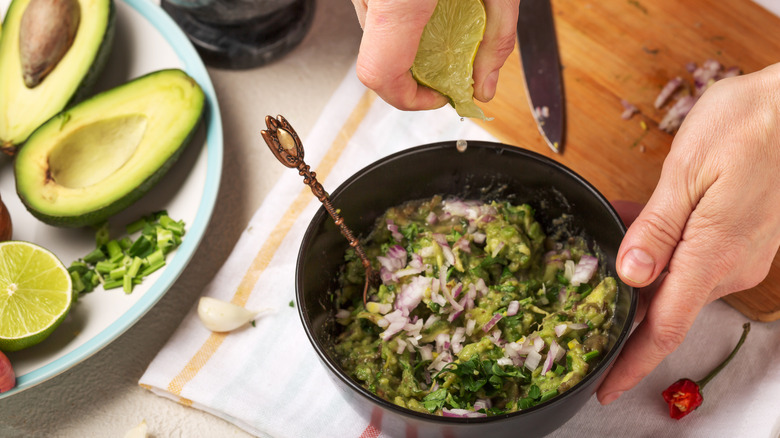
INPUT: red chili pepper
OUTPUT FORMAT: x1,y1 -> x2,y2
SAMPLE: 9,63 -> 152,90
661,322 -> 750,419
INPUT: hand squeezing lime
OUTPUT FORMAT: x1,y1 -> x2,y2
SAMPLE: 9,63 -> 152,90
411,0 -> 487,119
0,241 -> 72,352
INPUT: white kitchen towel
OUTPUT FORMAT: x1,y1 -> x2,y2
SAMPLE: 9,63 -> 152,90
140,63 -> 780,438
139,63 -> 498,438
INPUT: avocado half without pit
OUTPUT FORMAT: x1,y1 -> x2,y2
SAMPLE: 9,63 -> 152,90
0,0 -> 115,155
14,69 -> 206,227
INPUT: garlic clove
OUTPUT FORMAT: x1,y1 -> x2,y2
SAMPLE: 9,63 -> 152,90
124,419 -> 147,438
197,297 -> 259,333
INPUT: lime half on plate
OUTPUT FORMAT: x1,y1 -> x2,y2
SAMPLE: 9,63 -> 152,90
0,241 -> 72,352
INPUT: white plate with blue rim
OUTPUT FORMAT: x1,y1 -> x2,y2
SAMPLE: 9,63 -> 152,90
0,0 -> 223,398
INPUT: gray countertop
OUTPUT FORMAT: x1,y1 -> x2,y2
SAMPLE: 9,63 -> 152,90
0,1 -> 362,436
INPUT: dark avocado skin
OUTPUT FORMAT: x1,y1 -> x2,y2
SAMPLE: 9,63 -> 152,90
14,69 -> 206,228
69,0 -> 116,106
0,0 -> 116,155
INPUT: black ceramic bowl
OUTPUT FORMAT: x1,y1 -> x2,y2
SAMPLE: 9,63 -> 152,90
297,141 -> 637,438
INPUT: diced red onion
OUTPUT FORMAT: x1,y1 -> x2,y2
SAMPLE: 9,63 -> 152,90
441,245 -> 456,267
451,327 -> 466,354
377,245 -> 407,273
423,314 -> 440,329
659,94 -> 697,133
489,329 -> 503,346
455,237 -> 471,253
554,323 -> 568,338
654,76 -> 683,109
482,313 -> 503,332
550,340 -> 565,362
442,408 -> 487,418
620,99 -> 639,119
558,287 -> 567,305
532,335 -> 545,352
491,241 -> 505,258
447,309 -> 463,323
451,282 -> 463,299
396,338 -> 407,355
465,318 -> 476,336
429,351 -> 453,371
380,310 -> 408,340
386,219 -> 404,242
524,350 -> 542,371
541,349 -> 556,375
692,59 -> 721,94
475,278 -> 488,296
435,333 -> 450,353
419,344 -> 433,361
568,323 -> 589,331
395,276 -> 430,315
570,255 -> 598,286
472,232 -> 486,244
473,399 -> 492,411
506,300 -> 520,316
404,318 -> 423,338
426,211 -> 438,225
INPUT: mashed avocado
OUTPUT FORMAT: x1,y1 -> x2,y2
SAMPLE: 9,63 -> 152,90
333,196 -> 617,417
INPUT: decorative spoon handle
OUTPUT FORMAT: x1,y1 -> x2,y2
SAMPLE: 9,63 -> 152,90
261,115 -> 377,303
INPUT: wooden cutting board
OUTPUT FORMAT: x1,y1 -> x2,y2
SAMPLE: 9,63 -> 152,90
474,0 -> 780,321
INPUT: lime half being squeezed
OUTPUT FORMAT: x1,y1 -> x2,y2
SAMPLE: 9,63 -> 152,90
411,0 -> 487,119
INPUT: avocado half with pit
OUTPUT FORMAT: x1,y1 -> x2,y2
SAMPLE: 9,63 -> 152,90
0,0 -> 115,155
14,69 -> 206,227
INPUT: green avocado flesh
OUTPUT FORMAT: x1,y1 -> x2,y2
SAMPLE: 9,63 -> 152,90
14,69 -> 205,227
0,0 -> 115,154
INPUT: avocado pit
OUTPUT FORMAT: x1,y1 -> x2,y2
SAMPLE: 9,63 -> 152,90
19,0 -> 81,88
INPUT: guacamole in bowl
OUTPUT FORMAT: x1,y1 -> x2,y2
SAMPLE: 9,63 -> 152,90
296,141 -> 636,438
332,196 -> 617,417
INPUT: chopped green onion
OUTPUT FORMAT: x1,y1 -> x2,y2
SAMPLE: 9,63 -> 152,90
540,389 -> 559,403
127,256 -> 143,278
95,260 -> 116,274
106,240 -> 122,259
70,271 -> 85,294
83,248 -> 107,264
103,279 -> 123,290
123,274 -> 133,294
128,235 -> 154,258
125,217 -> 148,235
118,237 -> 133,251
109,266 -> 127,280
582,350 -> 601,361
68,261 -> 90,275
146,248 -> 165,266
140,260 -> 166,277
69,213 -> 186,296
95,222 -> 110,247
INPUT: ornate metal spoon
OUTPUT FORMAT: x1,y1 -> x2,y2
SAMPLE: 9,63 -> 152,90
261,115 -> 378,304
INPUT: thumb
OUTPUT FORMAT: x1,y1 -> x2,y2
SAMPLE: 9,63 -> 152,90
617,172 -> 696,288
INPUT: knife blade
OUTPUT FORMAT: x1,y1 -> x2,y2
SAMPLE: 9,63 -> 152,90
517,0 -> 565,153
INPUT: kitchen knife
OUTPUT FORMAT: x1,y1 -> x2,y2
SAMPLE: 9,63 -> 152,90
517,0 -> 565,153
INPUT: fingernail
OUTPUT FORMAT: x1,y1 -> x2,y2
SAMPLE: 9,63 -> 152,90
480,70 -> 499,101
601,391 -> 623,405
621,248 -> 655,284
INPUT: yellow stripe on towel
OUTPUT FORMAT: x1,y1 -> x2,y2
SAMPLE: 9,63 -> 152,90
165,90 -> 377,396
